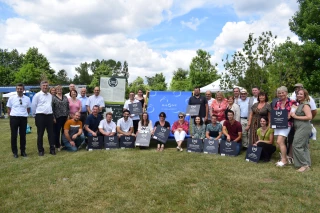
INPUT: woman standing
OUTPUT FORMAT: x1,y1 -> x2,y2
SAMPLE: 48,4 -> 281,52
273,86 -> 297,167
172,112 -> 189,152
291,89 -> 312,172
137,112 -> 153,148
68,90 -> 81,118
52,85 -> 69,150
247,92 -> 271,146
254,117 -> 276,162
211,91 -> 228,122
191,116 -> 206,139
153,112 -> 170,151
135,89 -> 146,112
49,87 -> 56,96
225,96 -> 240,122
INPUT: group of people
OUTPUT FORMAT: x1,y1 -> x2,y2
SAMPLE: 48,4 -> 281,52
7,82 -> 315,172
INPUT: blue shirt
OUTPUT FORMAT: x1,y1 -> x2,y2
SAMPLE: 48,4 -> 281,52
85,114 -> 103,132
78,95 -> 88,112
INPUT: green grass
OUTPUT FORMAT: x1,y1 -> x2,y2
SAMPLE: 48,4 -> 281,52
1,118 -> 320,212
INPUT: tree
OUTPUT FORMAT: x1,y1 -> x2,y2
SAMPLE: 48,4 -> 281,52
0,49 -> 24,85
289,0 -> 320,93
189,49 -> 219,88
145,73 -> 167,91
74,62 -> 93,85
89,63 -> 112,88
220,31 -> 277,92
23,47 -> 55,82
14,63 -> 42,84
127,76 -> 150,94
56,69 -> 70,85
169,68 -> 191,91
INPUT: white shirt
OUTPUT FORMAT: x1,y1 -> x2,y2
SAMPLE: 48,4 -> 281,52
99,119 -> 116,133
290,92 -> 317,110
124,99 -> 140,120
86,95 -> 105,111
207,98 -> 214,120
238,97 -> 249,118
65,93 -> 81,99
117,117 -> 133,132
31,91 -> 53,115
7,94 -> 31,117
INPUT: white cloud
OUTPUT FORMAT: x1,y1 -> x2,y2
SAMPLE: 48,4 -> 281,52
181,17 -> 208,31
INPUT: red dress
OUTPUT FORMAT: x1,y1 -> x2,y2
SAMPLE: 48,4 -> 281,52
211,99 -> 228,122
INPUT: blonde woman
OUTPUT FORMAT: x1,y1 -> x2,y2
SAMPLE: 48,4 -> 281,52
211,91 -> 228,122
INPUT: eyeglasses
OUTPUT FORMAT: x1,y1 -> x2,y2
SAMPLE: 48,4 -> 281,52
179,116 -> 184,118
19,99 -> 22,105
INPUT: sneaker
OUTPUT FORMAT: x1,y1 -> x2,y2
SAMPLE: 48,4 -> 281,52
176,146 -> 180,151
180,147 -> 183,152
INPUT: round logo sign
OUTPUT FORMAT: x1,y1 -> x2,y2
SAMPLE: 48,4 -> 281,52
108,77 -> 118,87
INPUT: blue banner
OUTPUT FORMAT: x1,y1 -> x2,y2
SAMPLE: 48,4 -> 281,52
147,91 -> 192,129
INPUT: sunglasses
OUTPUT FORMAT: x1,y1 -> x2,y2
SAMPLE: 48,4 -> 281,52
179,116 -> 184,118
19,99 -> 22,105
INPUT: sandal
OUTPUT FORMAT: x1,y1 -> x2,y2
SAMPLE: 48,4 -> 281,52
276,161 -> 287,167
297,166 -> 310,172
287,156 -> 294,164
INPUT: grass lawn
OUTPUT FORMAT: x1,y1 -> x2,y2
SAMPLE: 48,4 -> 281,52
0,118 -> 320,213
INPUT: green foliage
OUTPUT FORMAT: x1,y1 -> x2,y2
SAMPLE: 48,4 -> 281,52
169,68 -> 191,91
0,49 -> 24,85
189,49 -> 219,88
145,73 -> 167,91
127,76 -> 150,94
74,62 -> 93,85
289,0 -> 320,93
55,69 -> 71,85
221,31 -> 276,92
89,63 -> 112,89
14,63 -> 42,84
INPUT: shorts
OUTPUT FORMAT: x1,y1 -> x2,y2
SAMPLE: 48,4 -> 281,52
274,127 -> 291,137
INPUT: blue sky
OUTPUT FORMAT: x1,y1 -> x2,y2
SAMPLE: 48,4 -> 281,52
0,0 -> 299,83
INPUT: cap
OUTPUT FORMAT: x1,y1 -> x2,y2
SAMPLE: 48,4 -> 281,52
240,89 -> 248,94
294,83 -> 303,88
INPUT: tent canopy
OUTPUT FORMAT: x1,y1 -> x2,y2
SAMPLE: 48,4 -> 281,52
200,79 -> 241,93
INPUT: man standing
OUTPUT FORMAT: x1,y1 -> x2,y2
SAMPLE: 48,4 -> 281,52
99,112 -> 116,136
238,89 -> 250,148
123,92 -> 140,134
117,109 -> 134,137
233,87 -> 240,104
86,87 -> 105,114
61,112 -> 85,152
222,110 -> 243,155
78,87 -> 88,125
65,83 -> 80,98
31,81 -> 55,156
248,86 -> 260,114
189,87 -> 208,122
205,90 -> 214,125
7,83 -> 31,158
84,105 -> 103,137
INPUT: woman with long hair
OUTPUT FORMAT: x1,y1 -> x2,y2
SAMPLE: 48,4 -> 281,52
247,92 -> 271,146
254,116 -> 276,162
211,91 -> 228,122
273,86 -> 297,167
49,87 -> 56,96
137,112 -> 153,148
153,112 -> 170,151
52,85 -> 69,150
290,89 -> 312,172
191,116 -> 206,139
135,89 -> 146,112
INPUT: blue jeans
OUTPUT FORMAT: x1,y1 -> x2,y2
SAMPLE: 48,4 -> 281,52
62,134 -> 85,152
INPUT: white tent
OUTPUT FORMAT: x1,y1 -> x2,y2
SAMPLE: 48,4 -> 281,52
200,79 -> 242,93
3,90 -> 31,98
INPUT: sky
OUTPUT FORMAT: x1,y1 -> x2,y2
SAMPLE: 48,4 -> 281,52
0,0 -> 300,84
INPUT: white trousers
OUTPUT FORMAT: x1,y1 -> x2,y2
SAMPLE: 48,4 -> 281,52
174,131 -> 186,142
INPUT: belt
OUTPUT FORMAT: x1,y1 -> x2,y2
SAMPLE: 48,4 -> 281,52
240,117 -> 247,119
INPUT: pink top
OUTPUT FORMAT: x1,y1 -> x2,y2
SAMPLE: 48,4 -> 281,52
211,99 -> 228,122
68,98 -> 81,116
172,120 -> 189,133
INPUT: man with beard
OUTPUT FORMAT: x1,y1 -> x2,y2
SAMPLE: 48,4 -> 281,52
117,109 -> 134,137
188,87 -> 208,122
62,112 -> 85,152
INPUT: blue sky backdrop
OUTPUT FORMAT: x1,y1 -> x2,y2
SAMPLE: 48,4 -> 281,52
0,0 -> 299,83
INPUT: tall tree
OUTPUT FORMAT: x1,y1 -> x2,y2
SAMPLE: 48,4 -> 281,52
75,62 -> 93,85
220,31 -> 277,92
56,69 -> 70,85
89,63 -> 112,88
169,68 -> 190,91
0,49 -> 24,85
289,0 -> 320,93
23,47 -> 55,82
127,76 -> 150,94
189,49 -> 219,88
14,63 -> 42,84
145,73 -> 167,91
